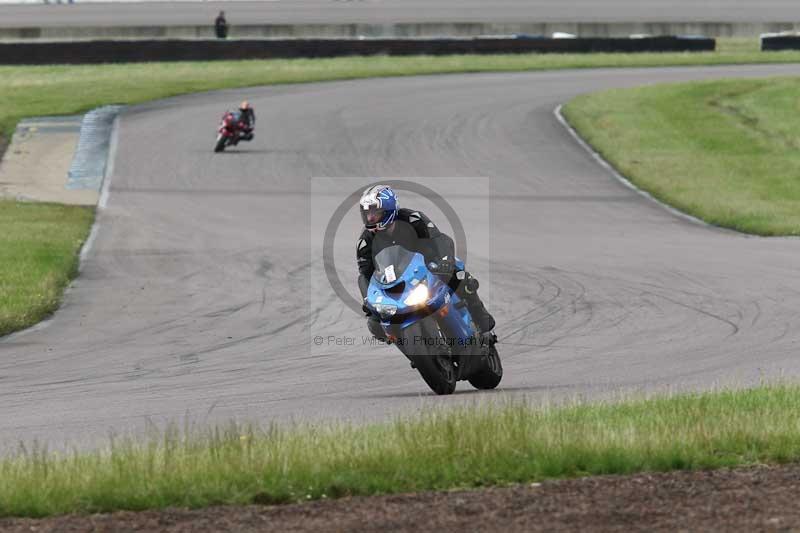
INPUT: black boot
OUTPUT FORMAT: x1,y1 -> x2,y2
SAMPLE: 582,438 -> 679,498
455,272 -> 495,334
466,295 -> 495,334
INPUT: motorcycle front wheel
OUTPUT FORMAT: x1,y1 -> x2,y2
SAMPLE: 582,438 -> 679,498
214,134 -> 226,153
397,319 -> 456,395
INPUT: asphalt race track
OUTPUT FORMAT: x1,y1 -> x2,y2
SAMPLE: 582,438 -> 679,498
3,64 -> 800,449
0,0 -> 797,27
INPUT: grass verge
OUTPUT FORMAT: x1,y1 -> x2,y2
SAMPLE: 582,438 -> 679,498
1,384 -> 799,517
1,39 -> 799,335
562,76 -> 800,236
0,201 -> 94,336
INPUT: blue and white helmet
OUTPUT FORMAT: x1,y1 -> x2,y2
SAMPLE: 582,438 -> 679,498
359,184 -> 398,231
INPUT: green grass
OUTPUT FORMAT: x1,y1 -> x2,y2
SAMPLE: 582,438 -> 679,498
2,41 -> 800,335
563,76 -> 800,236
1,384 -> 799,517
0,201 -> 94,336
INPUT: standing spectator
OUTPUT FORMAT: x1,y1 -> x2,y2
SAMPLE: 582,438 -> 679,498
215,11 -> 228,39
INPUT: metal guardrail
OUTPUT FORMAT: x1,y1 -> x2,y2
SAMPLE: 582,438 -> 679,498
0,36 -> 715,65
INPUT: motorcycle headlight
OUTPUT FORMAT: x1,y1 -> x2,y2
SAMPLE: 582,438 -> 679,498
403,283 -> 429,307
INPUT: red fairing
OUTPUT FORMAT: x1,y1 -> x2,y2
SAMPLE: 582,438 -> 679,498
218,112 -> 239,137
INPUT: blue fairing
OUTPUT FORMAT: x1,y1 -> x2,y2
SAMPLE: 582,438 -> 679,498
365,245 -> 476,346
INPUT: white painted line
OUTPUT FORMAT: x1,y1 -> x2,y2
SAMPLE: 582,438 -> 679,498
79,220 -> 99,266
80,114 -> 119,266
98,114 -> 119,210
553,104 -> 714,229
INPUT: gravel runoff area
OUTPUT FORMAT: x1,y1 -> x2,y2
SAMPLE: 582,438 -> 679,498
2,465 -> 798,532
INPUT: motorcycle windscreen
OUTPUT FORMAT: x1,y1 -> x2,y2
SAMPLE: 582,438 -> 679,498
373,245 -> 418,285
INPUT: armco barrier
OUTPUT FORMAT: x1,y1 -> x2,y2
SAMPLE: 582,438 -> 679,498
0,36 -> 715,65
761,35 -> 800,51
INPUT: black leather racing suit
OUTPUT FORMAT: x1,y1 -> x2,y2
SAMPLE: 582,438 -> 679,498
357,208 -> 494,339
238,107 -> 255,140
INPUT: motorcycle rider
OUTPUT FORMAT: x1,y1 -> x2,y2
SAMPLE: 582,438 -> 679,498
237,100 -> 255,141
356,184 -> 495,342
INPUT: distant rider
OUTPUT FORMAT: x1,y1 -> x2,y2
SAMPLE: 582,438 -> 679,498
237,100 -> 255,141
356,184 -> 495,342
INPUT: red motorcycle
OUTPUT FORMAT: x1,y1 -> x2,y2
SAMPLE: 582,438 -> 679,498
214,111 -> 252,153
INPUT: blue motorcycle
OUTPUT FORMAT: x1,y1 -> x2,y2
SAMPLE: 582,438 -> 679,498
365,245 -> 502,395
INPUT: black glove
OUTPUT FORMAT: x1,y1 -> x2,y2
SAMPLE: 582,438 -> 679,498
428,257 -> 454,276
362,303 -> 373,317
